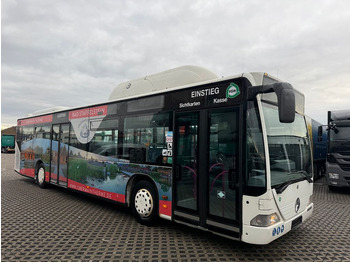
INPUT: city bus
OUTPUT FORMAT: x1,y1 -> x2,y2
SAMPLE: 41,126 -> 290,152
15,65 -> 313,244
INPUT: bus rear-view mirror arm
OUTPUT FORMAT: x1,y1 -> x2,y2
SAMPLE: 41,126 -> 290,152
248,82 -> 296,123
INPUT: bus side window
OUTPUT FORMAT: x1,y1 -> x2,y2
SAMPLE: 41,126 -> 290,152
20,126 -> 35,162
16,126 -> 23,150
33,125 -> 51,160
22,126 -> 34,142
123,112 -> 171,165
34,125 -> 51,139
87,119 -> 119,158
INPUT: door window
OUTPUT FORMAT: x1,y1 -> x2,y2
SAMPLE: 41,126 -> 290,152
175,112 -> 199,211
208,109 -> 239,220
59,124 -> 70,184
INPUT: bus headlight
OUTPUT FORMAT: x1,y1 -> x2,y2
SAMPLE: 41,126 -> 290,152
329,173 -> 339,179
250,213 -> 280,227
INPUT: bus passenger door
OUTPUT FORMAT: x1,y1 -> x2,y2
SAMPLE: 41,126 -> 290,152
174,108 -> 240,237
50,124 -> 70,186
174,112 -> 200,222
206,108 -> 239,236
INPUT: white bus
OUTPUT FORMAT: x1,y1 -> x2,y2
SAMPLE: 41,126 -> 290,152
15,66 -> 313,244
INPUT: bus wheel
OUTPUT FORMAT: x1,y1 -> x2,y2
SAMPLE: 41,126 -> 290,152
37,164 -> 46,188
131,180 -> 158,226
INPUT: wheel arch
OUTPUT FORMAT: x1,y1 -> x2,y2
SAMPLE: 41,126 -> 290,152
35,160 -> 44,175
125,174 -> 159,207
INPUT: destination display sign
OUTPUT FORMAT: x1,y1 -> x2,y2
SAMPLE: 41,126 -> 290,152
166,78 -> 244,111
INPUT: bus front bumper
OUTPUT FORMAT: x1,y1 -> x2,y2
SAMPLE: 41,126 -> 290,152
241,203 -> 313,245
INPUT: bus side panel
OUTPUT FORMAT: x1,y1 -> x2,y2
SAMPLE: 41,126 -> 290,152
67,105 -> 128,202
66,104 -> 173,218
116,162 -> 172,216
67,151 -> 172,209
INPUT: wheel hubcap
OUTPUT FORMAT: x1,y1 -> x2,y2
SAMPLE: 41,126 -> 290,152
38,168 -> 45,184
135,188 -> 153,217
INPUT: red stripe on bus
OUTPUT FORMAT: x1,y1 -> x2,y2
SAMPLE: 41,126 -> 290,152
19,168 -> 35,178
159,200 -> 172,217
49,173 -> 68,183
68,179 -> 125,203
17,115 -> 53,126
69,105 -> 108,120
69,108 -> 89,120
59,176 -> 68,182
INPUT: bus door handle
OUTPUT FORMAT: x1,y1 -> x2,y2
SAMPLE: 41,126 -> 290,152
228,169 -> 237,189
176,164 -> 182,181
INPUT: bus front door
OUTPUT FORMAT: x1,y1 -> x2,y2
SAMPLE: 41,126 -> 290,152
174,109 -> 240,238
50,124 -> 70,187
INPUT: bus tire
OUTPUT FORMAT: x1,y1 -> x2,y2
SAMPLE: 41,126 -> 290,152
37,164 -> 47,188
131,180 -> 158,226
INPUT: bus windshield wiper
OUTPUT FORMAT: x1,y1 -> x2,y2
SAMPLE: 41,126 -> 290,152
274,180 -> 294,194
274,171 -> 312,194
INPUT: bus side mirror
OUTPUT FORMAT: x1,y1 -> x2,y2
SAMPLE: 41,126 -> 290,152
277,87 -> 295,123
248,82 -> 296,123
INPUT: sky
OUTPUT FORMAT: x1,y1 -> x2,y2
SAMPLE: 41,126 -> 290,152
2,0 -> 350,129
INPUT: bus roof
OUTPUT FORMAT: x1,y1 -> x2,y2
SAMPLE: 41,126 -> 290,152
28,106 -> 70,117
108,65 -> 219,101
18,66 -> 277,120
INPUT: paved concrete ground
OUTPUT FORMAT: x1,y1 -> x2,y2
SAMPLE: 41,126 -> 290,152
2,153 -> 350,261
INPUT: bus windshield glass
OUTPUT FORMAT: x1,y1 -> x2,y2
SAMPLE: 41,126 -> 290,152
262,102 -> 312,188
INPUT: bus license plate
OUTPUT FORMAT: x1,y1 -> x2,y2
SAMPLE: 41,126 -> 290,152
291,216 -> 302,229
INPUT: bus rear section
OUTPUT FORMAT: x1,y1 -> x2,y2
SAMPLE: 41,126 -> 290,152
326,110 -> 350,189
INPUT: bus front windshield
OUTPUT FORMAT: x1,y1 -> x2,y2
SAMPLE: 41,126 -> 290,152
262,103 -> 312,189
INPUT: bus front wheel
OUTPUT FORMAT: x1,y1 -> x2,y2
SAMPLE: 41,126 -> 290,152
37,164 -> 47,188
131,180 -> 158,226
